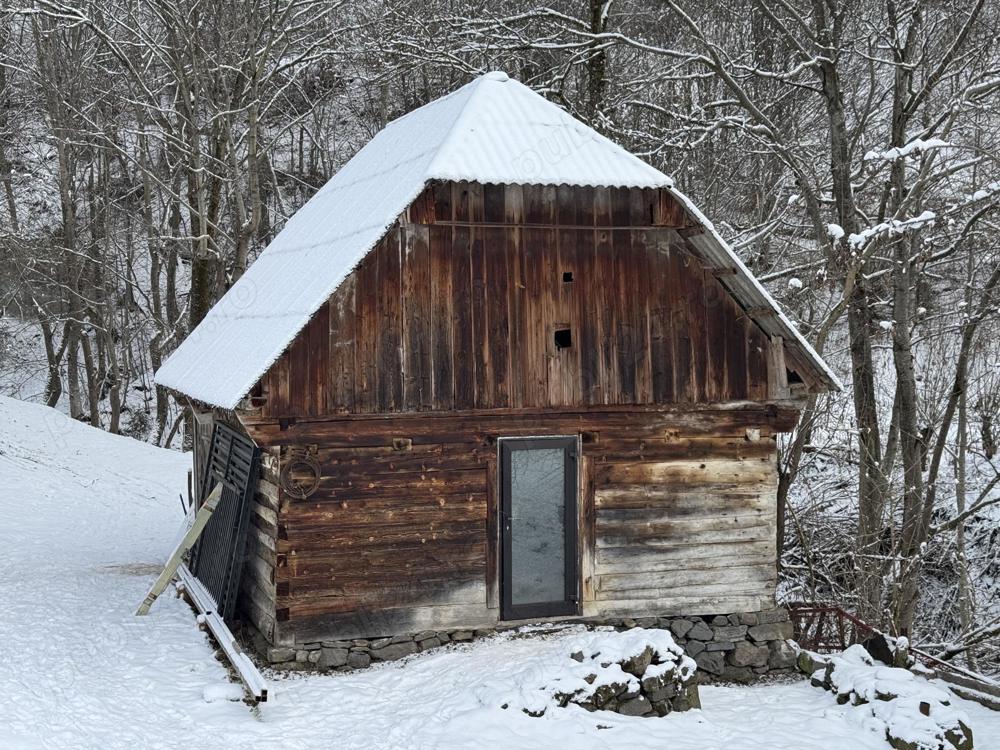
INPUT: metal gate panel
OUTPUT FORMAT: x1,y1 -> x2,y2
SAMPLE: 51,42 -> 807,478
189,422 -> 259,622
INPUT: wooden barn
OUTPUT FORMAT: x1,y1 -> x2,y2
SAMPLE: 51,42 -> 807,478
155,72 -> 840,661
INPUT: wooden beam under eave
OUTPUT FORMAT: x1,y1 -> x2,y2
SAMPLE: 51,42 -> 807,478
782,344 -> 829,396
678,225 -> 705,239
767,336 -> 790,401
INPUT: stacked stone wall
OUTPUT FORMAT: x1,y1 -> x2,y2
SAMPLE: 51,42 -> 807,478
257,608 -> 796,682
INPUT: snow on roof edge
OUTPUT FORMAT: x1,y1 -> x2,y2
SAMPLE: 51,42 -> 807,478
667,186 -> 844,392
154,180 -> 432,410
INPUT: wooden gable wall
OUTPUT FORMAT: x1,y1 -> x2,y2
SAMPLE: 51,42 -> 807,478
252,183 -> 777,420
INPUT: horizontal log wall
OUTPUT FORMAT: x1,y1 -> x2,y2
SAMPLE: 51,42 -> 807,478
243,405 -> 791,644
587,456 -> 777,618
189,409 -> 281,641
252,183 -> 775,419
238,447 -> 280,642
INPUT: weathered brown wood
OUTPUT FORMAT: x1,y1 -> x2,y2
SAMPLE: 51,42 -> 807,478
256,478 -> 279,510
239,576 -> 278,642
312,446 -> 488,477
256,407 -> 785,644
249,182 -> 820,421
402,224 -> 432,409
667,246 -> 693,401
279,514 -> 486,548
377,228 -> 403,411
243,403 -> 798,447
327,275 -> 356,412
595,457 -> 776,486
747,319 -> 770,401
632,229 -> 653,403
227,180 -> 825,648
282,571 -> 485,604
278,494 -> 486,532
281,578 -> 487,614
280,541 -> 487,577
577,227 -> 602,403
597,562 -> 776,594
430,224 -> 455,409
614,231 -> 637,402
594,579 -> 775,602
485,226 -> 511,408
597,485 -> 775,522
595,491 -> 773,518
485,453 -> 499,610
521,225 -> 548,406
282,603 -> 498,642
585,594 -> 772,619
354,251 -> 379,413
596,524 -> 773,549
250,498 -> 278,529
594,218 -> 619,403
452,221 -> 475,409
703,265 -> 729,401
767,335 -> 790,400
649,250 -> 674,402
596,539 -> 776,574
591,436 -> 775,464
597,515 -> 773,545
313,467 -> 486,497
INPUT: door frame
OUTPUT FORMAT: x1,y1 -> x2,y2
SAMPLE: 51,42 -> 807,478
498,436 -> 580,621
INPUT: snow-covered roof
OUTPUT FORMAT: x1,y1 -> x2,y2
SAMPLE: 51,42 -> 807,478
154,71 -> 839,409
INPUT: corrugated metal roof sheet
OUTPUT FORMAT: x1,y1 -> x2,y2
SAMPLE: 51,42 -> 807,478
154,71 -> 839,409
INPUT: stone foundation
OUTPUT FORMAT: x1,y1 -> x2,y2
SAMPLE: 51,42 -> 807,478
259,608 -> 796,681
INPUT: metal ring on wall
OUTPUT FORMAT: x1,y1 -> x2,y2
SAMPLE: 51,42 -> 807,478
279,451 -> 321,499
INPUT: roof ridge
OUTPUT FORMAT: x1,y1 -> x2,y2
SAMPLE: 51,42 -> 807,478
424,73 -> 495,178
384,73 -> 484,131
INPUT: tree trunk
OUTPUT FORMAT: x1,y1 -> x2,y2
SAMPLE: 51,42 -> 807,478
79,331 -> 101,428
586,0 -> 609,121
66,325 -> 83,420
38,317 -> 63,408
848,282 -> 886,620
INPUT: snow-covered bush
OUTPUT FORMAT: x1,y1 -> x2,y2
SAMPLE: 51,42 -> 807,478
801,645 -> 973,750
497,628 -> 699,718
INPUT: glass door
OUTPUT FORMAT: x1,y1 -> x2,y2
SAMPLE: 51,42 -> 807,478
500,437 -> 579,620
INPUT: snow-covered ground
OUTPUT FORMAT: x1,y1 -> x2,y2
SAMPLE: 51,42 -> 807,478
1,395 -> 997,750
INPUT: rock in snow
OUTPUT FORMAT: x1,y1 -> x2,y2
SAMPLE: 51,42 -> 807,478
806,645 -> 974,750
496,628 -> 699,718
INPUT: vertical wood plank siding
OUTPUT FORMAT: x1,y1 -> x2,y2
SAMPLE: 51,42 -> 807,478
255,184 -> 774,419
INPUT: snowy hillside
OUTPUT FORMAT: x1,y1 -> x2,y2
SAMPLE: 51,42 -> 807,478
1,395 -> 997,750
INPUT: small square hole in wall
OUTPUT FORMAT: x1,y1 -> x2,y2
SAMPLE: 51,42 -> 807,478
563,271 -> 574,283
554,328 -> 573,350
